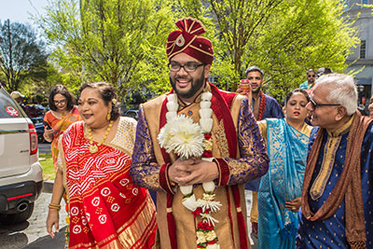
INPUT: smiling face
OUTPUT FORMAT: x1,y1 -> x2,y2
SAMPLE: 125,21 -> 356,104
53,93 -> 68,112
285,92 -> 309,123
306,86 -> 340,129
246,71 -> 264,94
78,87 -> 110,129
169,53 -> 210,103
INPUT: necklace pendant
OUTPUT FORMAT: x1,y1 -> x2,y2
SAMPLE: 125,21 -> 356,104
89,144 -> 98,153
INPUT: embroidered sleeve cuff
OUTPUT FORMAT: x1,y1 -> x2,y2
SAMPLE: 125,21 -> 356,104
159,163 -> 176,194
214,158 -> 230,186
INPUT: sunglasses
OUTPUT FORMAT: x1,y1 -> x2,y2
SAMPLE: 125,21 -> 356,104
307,74 -> 316,78
309,99 -> 340,110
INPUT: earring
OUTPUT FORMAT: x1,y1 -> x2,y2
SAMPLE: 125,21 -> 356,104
106,112 -> 111,121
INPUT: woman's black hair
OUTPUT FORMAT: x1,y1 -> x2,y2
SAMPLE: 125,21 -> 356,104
79,82 -> 120,121
284,88 -> 310,105
48,84 -> 75,112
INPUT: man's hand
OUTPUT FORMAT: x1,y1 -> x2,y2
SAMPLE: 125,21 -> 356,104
237,86 -> 252,107
168,158 -> 219,186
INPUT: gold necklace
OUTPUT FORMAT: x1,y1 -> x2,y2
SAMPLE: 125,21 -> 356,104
87,120 -> 113,153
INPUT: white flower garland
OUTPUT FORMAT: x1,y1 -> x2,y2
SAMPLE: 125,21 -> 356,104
162,92 -> 221,249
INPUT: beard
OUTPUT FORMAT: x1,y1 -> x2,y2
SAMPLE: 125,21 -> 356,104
170,70 -> 205,100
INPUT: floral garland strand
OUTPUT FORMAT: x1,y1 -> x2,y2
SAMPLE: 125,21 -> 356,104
158,92 -> 221,249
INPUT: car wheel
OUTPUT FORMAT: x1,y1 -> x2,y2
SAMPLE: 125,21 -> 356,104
0,202 -> 34,225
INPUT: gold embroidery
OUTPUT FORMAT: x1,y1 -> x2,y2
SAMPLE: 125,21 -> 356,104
228,160 -> 248,176
143,173 -> 159,190
310,117 -> 353,200
214,120 -> 229,158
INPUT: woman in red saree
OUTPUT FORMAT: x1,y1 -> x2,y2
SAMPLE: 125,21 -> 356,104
43,85 -> 81,172
46,82 -> 157,248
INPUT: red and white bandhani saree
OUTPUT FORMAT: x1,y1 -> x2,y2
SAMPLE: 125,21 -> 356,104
59,118 -> 157,248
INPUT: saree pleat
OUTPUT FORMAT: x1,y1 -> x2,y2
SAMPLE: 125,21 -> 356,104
258,119 -> 309,249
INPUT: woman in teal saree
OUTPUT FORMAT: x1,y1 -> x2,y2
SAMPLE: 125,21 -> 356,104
257,89 -> 312,249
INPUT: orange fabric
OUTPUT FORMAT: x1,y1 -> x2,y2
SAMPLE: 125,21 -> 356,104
44,106 -> 81,171
62,122 -> 156,249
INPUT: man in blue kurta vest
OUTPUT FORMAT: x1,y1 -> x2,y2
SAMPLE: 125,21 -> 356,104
296,73 -> 373,248
238,66 -> 284,239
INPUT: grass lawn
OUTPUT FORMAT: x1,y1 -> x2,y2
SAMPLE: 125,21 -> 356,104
39,153 -> 56,180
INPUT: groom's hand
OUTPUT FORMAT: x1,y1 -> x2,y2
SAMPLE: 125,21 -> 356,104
169,158 -> 219,186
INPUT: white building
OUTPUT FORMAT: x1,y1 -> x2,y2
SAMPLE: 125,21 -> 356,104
344,0 -> 373,105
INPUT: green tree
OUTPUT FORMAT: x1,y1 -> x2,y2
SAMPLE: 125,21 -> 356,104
39,0 -> 176,100
177,0 -> 358,101
0,20 -> 49,91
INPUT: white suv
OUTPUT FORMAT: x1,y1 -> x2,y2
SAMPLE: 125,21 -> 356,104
0,85 -> 43,224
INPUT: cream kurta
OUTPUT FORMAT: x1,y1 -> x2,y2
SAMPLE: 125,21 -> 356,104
130,85 -> 269,249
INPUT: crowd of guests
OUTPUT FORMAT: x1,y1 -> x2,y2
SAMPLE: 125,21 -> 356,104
9,17 -> 373,249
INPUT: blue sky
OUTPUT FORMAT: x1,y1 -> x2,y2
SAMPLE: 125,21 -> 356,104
0,0 -> 49,26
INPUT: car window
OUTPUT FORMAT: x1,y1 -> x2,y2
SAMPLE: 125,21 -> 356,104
0,88 -> 27,118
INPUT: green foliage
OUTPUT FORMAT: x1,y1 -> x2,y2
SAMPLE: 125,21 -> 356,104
0,20 -> 49,91
39,0 -> 177,101
37,0 -> 359,103
39,153 -> 55,180
178,0 -> 359,101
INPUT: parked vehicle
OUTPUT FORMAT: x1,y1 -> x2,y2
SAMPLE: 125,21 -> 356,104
123,109 -> 139,120
0,86 -> 43,224
31,116 -> 47,143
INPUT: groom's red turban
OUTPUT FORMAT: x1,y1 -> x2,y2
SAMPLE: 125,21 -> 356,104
166,17 -> 214,65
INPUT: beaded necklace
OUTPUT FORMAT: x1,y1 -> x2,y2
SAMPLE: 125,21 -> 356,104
87,120 -> 113,153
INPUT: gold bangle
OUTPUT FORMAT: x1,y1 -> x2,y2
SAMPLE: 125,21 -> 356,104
48,203 -> 61,211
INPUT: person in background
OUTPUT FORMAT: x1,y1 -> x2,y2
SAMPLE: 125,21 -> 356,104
43,85 -> 81,172
315,67 -> 332,78
237,66 -> 284,239
296,73 -> 373,248
10,90 -> 43,119
368,93 -> 373,118
46,82 -> 157,248
257,89 -> 312,249
130,17 -> 269,249
299,69 -> 316,91
238,66 -> 284,121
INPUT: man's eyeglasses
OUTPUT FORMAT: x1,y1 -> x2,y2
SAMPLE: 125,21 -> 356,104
54,99 -> 67,105
309,99 -> 340,110
307,74 -> 316,78
169,62 -> 205,73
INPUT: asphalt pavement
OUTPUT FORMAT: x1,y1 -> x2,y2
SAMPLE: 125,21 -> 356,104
38,142 -> 51,154
0,190 -> 67,249
0,142 -> 66,249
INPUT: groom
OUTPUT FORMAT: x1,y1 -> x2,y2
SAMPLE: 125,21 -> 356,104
130,17 -> 268,249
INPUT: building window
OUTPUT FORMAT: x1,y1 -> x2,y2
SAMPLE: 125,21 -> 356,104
360,40 -> 366,59
362,0 -> 368,4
